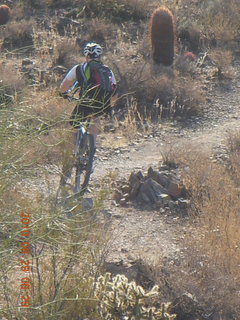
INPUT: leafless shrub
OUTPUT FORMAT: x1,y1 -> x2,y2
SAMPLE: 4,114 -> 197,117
114,57 -> 204,121
224,130 -> 240,186
156,142 -> 240,318
43,0 -> 79,8
86,18 -> 113,43
177,25 -> 202,54
226,130 -> 240,154
209,49 -> 234,79
1,19 -> 35,51
82,0 -> 149,22
185,163 -> 240,318
53,38 -> 80,68
201,0 -> 240,47
177,0 -> 240,54
174,54 -> 197,76
0,61 -> 26,104
9,2 -> 25,21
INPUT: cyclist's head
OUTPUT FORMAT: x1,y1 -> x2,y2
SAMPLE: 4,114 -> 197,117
83,42 -> 103,60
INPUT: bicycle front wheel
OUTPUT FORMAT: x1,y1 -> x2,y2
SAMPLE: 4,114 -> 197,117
74,133 -> 95,194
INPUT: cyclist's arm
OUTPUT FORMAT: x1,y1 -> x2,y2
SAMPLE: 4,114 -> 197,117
59,65 -> 78,93
110,70 -> 118,106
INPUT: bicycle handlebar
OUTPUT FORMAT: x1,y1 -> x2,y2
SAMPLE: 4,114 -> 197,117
59,81 -> 80,101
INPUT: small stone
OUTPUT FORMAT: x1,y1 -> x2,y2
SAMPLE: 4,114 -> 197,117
82,198 -> 93,211
168,200 -> 177,210
178,198 -> 190,209
113,190 -> 123,202
158,193 -> 171,205
22,58 -> 34,66
119,198 -> 128,206
159,164 -> 169,171
122,185 -> 130,193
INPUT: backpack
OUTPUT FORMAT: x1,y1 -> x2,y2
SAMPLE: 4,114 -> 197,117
76,61 -> 113,95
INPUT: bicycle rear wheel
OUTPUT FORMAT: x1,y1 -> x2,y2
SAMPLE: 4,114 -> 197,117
74,133 -> 95,194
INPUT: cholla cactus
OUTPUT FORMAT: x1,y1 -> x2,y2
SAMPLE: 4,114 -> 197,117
94,273 -> 176,320
150,7 -> 175,66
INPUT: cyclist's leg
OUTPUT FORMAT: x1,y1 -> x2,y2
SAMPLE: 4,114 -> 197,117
60,126 -> 75,186
88,116 -> 100,146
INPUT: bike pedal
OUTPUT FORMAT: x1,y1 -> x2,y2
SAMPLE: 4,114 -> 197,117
84,187 -> 92,194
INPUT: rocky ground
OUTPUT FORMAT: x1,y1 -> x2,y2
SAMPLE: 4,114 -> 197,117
25,58 -> 240,286
91,60 -> 240,278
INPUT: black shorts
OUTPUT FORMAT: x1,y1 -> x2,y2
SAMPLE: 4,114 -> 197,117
69,99 -> 111,128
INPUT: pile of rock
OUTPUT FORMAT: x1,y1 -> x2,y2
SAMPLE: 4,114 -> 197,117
114,166 -> 189,209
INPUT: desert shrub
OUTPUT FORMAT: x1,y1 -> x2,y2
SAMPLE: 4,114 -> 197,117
81,0 -> 149,22
16,0 -> 79,9
225,130 -> 240,185
177,0 -> 240,53
172,75 -> 204,117
174,53 -> 197,76
1,19 -> 35,51
7,2 -> 25,21
114,59 -> 204,120
226,129 -> 240,154
0,62 -> 26,105
0,104 -> 109,319
150,7 -> 175,66
200,0 -> 240,47
95,273 -> 176,319
0,197 -> 107,319
209,49 -> 234,79
85,18 -> 113,44
157,141 -> 240,318
160,143 -> 240,319
53,38 -> 81,69
177,25 -> 202,54
44,0 -> 79,8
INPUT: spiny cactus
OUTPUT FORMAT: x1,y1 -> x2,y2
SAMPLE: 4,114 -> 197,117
150,7 -> 175,66
94,273 -> 176,320
0,5 -> 10,26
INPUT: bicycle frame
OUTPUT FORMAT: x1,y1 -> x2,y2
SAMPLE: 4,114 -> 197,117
56,88 -> 95,200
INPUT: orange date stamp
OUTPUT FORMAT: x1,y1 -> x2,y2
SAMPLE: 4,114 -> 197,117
19,212 -> 31,307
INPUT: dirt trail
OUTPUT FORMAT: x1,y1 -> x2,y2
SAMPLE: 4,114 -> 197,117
38,66 -> 240,269
94,67 -> 240,266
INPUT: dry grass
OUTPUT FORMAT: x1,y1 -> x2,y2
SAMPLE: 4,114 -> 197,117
0,0 -> 240,318
1,19 -> 35,51
0,194 -> 109,319
81,0 -> 149,22
0,61 -> 26,104
0,104 -> 110,319
225,129 -> 240,186
85,18 -> 114,44
176,0 -> 240,57
53,38 -> 80,68
113,57 -> 204,120
209,49 -> 234,79
159,142 -> 240,319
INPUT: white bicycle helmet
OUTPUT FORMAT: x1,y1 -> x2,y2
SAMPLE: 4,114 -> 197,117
83,42 -> 103,58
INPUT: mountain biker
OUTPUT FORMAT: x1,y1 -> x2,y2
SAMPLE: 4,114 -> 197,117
60,42 -> 117,143
59,42 -> 117,186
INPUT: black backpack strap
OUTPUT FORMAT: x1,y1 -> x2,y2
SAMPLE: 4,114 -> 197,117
76,64 -> 88,86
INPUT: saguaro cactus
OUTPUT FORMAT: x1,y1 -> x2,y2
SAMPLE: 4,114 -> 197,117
150,7 -> 175,66
0,5 -> 10,25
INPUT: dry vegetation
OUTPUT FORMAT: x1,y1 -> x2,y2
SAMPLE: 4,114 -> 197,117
0,0 -> 240,319
158,140 -> 240,319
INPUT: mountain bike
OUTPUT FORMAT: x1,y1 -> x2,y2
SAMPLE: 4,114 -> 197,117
56,90 -> 95,201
